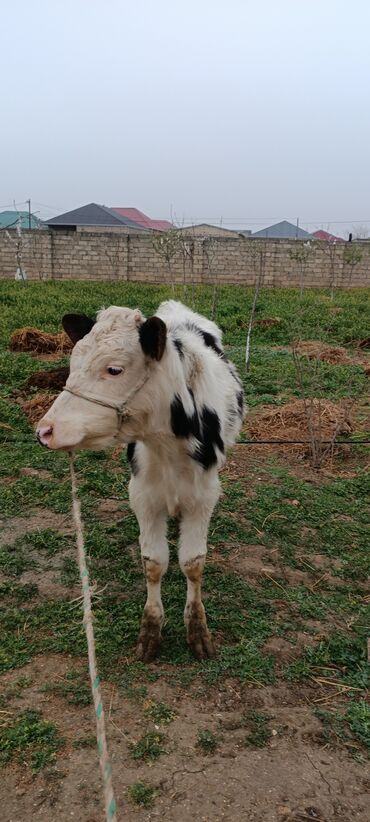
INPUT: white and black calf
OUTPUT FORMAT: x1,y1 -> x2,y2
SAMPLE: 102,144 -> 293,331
36,301 -> 244,661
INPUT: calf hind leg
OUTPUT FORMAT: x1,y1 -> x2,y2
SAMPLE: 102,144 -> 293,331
179,507 -> 217,660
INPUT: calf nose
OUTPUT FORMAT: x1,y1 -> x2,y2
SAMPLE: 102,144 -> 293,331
36,423 -> 53,448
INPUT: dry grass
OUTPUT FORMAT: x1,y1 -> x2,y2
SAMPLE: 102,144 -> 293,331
9,327 -> 72,356
293,341 -> 353,365
244,399 -> 353,457
21,393 -> 57,427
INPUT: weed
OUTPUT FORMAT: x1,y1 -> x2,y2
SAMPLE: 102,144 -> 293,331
42,670 -> 92,706
244,710 -> 272,747
128,781 -> 157,808
0,709 -> 63,772
129,731 -> 167,762
316,700 -> 370,759
196,729 -> 219,754
144,700 -> 176,724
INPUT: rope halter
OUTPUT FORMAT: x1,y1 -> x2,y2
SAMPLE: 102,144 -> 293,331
62,367 -> 150,435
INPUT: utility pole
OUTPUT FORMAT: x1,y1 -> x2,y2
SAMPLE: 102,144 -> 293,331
27,198 -> 31,229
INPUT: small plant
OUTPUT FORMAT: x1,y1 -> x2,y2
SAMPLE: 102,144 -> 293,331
244,710 -> 272,747
128,781 -> 157,808
144,700 -> 175,724
315,701 -> 370,758
42,670 -> 92,707
0,709 -> 63,772
196,728 -> 218,754
129,731 -> 166,762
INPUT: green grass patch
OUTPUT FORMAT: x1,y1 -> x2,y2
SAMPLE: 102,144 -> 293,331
0,709 -> 63,772
316,700 -> 370,759
144,700 -> 176,724
196,728 -> 219,754
244,710 -> 272,747
42,670 -> 92,707
129,731 -> 167,762
127,781 -> 157,808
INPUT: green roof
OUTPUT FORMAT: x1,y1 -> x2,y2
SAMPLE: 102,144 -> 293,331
0,210 -> 43,230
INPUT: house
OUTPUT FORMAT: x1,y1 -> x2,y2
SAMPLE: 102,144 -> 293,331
312,229 -> 345,243
46,203 -> 147,231
0,210 -> 43,230
252,220 -> 313,240
179,223 -> 243,238
111,208 -> 172,232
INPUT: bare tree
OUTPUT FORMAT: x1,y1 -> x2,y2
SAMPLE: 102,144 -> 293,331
342,243 -> 363,286
152,228 -> 182,294
6,216 -> 27,281
289,240 -> 315,296
321,239 -> 339,300
244,239 -> 266,370
202,237 -> 219,319
104,234 -> 123,280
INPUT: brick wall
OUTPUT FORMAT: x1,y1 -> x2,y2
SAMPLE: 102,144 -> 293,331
0,229 -> 369,286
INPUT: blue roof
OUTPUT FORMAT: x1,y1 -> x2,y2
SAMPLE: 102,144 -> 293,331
0,210 -> 42,230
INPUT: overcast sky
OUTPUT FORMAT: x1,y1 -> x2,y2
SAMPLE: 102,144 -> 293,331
1,0 -> 369,234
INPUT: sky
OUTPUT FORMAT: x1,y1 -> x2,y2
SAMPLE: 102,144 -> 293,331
1,0 -> 370,236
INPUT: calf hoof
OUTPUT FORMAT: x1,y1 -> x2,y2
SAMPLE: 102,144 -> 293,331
186,603 -> 216,661
136,611 -> 162,662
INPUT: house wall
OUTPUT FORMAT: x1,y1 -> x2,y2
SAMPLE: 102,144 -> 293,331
0,229 -> 369,286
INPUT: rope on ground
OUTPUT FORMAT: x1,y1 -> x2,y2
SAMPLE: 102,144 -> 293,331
69,452 -> 118,822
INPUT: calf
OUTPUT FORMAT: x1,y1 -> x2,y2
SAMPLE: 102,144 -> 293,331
36,301 -> 244,661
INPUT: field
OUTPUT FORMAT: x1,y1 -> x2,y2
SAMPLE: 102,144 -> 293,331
0,281 -> 369,822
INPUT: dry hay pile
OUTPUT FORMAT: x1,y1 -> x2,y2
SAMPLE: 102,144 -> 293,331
24,366 -> 69,392
245,399 -> 353,455
21,393 -> 57,427
292,340 -> 353,365
9,327 -> 73,356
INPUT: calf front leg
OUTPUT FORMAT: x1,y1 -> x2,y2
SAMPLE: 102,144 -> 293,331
179,506 -> 217,661
130,487 -> 168,662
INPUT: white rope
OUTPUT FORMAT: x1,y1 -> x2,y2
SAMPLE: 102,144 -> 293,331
69,453 -> 118,821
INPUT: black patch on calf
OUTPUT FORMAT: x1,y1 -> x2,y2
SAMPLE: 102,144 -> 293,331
192,406 -> 224,470
173,338 -> 184,359
139,317 -> 167,361
185,322 -> 225,359
127,442 -> 138,475
62,313 -> 95,345
171,393 -> 200,439
237,390 -> 244,416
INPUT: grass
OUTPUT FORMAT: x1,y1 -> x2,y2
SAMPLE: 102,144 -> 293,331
129,731 -> 167,762
42,670 -> 92,706
196,729 -> 219,754
0,280 -> 369,767
144,700 -> 176,724
315,701 -> 370,759
127,781 -> 157,808
244,710 -> 272,748
0,709 -> 63,772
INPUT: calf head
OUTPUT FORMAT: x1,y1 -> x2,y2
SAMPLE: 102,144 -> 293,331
36,306 -> 166,451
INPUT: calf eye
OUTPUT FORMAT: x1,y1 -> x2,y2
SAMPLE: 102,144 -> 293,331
107,366 -> 123,376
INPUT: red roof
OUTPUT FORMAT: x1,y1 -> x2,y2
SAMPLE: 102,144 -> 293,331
111,208 -> 173,232
312,229 -> 345,243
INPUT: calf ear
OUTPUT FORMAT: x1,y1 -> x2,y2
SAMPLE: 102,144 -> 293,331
139,317 -> 167,361
62,313 -> 95,345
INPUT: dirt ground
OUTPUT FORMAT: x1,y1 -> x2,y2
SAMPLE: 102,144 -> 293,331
1,485 -> 369,822
1,654 -> 369,822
